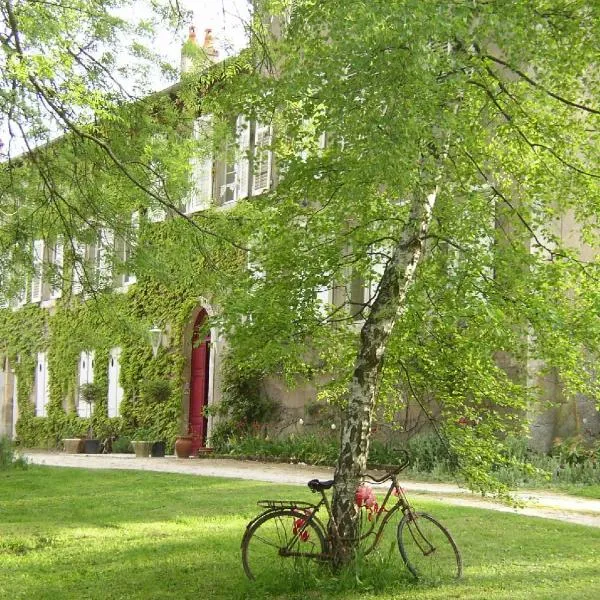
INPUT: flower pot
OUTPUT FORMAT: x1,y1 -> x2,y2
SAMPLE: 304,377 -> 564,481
197,447 -> 213,458
83,439 -> 101,454
63,438 -> 84,454
131,440 -> 153,458
174,436 -> 193,458
151,441 -> 166,458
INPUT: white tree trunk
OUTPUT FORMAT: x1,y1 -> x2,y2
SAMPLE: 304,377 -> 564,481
330,186 -> 438,564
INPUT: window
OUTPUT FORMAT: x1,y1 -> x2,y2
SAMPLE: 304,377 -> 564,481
115,212 -> 139,288
219,115 -> 250,205
30,240 -> 44,303
96,228 -> 114,289
187,116 -> 214,213
77,350 -> 95,417
35,352 -> 49,417
49,239 -> 64,299
252,122 -> 272,195
107,347 -> 124,418
72,241 -> 86,295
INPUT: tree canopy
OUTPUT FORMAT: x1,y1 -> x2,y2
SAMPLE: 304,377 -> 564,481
1,0 -> 600,561
201,0 -> 600,547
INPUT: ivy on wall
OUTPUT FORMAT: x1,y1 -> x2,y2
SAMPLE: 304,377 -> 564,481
0,214 -> 245,449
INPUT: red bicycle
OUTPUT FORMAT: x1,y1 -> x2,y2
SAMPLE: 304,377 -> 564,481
241,455 -> 462,582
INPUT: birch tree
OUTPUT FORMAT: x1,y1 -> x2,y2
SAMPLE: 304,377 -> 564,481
212,0 -> 600,562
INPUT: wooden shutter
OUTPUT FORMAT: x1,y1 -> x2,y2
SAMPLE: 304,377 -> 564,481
35,352 -> 49,417
30,240 -> 44,303
107,347 -> 124,418
72,241 -> 85,295
368,247 -> 388,302
315,285 -> 332,317
188,116 -> 213,213
123,212 -> 138,285
97,228 -> 114,288
235,115 -> 251,201
50,240 -> 64,299
252,122 -> 272,196
14,279 -> 28,308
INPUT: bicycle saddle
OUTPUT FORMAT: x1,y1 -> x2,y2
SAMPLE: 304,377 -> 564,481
307,479 -> 334,492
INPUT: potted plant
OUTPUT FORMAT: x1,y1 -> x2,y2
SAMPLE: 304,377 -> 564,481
131,428 -> 154,458
139,379 -> 171,458
79,383 -> 102,454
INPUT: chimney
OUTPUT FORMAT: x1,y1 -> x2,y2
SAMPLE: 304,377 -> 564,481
202,28 -> 219,63
180,25 -> 199,74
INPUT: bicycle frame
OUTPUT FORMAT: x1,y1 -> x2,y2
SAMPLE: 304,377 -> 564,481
258,472 -> 416,561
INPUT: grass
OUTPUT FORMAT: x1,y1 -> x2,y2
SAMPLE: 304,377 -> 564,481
1,466 -> 599,599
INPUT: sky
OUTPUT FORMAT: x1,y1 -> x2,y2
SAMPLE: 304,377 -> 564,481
0,1 -> 252,159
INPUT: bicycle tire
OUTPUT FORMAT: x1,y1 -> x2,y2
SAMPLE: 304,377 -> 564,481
241,508 -> 328,581
397,512 -> 462,581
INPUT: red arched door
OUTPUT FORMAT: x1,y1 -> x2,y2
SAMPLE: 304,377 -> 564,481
189,309 -> 211,454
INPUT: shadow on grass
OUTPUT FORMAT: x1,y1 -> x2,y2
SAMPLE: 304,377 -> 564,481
1,466 -> 600,599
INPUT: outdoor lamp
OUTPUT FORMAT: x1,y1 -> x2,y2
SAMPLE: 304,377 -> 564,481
149,325 -> 163,358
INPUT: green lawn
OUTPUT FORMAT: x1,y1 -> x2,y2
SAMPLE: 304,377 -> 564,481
1,466 -> 599,599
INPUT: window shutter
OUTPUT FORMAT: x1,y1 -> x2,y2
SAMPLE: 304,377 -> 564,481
235,115 -> 251,201
188,116 -> 213,213
107,347 -> 124,418
50,240 -> 64,299
97,228 -> 114,288
247,250 -> 265,281
72,241 -> 85,295
14,279 -> 28,308
35,352 -> 49,417
316,285 -> 332,313
123,212 -> 138,285
368,247 -> 388,302
252,122 -> 272,196
30,240 -> 44,302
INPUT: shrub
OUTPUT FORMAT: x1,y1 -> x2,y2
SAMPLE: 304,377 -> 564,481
111,436 -> 133,453
0,437 -> 28,470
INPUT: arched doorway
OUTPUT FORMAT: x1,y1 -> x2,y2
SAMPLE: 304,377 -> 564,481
189,308 -> 211,454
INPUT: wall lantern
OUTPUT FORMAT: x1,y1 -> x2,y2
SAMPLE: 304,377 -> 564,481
149,325 -> 163,358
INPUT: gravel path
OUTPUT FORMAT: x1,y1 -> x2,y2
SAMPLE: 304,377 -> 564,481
23,451 -> 600,528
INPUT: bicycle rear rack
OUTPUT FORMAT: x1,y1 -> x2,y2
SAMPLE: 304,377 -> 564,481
257,500 -> 317,510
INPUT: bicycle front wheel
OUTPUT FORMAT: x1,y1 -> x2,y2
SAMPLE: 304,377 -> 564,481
241,509 -> 327,581
398,512 -> 462,581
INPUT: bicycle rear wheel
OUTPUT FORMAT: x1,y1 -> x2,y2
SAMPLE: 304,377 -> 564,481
241,509 -> 327,581
397,512 -> 462,581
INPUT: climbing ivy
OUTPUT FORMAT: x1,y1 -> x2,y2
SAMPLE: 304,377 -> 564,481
0,212 -> 246,450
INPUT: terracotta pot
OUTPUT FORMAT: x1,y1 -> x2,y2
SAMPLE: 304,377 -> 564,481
175,436 -> 193,458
